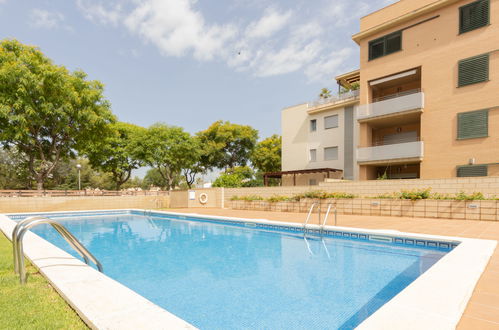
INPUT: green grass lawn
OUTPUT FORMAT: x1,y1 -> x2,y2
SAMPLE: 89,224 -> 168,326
0,232 -> 88,329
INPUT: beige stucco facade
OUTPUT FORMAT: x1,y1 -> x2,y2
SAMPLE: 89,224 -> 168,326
356,0 -> 499,179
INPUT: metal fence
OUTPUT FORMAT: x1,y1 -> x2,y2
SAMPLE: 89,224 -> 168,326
308,89 -> 360,108
0,190 -> 169,197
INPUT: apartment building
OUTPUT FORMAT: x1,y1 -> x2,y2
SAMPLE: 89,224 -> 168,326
281,0 -> 499,183
281,71 -> 360,185
356,0 -> 498,180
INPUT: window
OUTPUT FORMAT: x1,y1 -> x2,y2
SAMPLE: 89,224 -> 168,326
324,115 -> 339,129
460,0 -> 489,34
368,31 -> 402,60
309,149 -> 317,162
324,147 -> 338,161
310,119 -> 317,132
458,53 -> 489,87
309,179 -> 317,186
457,109 -> 488,139
457,165 -> 488,177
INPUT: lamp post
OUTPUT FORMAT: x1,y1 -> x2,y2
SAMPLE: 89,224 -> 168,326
76,164 -> 81,191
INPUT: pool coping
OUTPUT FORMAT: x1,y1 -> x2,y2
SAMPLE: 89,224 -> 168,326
0,209 -> 496,330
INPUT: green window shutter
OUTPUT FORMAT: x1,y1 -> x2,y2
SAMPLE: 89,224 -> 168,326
457,109 -> 488,139
460,0 -> 489,34
369,37 -> 385,60
458,54 -> 489,87
368,31 -> 402,61
457,165 -> 488,177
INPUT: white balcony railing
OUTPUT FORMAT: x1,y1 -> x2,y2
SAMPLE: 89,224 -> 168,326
357,90 -> 424,120
308,89 -> 360,109
357,141 -> 424,163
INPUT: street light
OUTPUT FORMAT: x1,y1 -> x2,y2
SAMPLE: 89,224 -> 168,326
76,164 -> 82,191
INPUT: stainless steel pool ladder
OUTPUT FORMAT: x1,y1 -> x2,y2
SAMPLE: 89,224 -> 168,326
322,204 -> 338,228
303,203 -> 318,229
304,203 -> 338,229
12,216 -> 103,284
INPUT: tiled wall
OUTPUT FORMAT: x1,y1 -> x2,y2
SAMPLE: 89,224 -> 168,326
229,199 -> 499,221
0,195 -> 170,213
223,177 -> 499,201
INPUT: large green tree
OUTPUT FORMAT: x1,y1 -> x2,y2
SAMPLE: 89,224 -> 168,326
196,120 -> 259,170
251,134 -> 282,173
0,148 -> 31,189
135,124 -> 200,190
0,39 -> 115,190
84,122 -> 145,190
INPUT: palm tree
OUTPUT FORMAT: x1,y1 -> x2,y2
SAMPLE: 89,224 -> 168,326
319,88 -> 332,99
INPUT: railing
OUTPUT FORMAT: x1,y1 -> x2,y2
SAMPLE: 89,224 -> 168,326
371,136 -> 421,147
304,202 -> 338,230
0,189 -> 169,197
372,88 -> 421,103
322,204 -> 337,228
357,141 -> 424,163
303,203 -> 319,228
12,216 -> 103,284
357,90 -> 424,120
308,89 -> 360,109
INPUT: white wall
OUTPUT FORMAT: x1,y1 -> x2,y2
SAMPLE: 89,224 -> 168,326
281,103 -> 309,171
306,108 -> 345,171
282,103 -> 357,170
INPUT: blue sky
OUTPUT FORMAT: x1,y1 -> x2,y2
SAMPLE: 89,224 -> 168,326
0,0 -> 395,177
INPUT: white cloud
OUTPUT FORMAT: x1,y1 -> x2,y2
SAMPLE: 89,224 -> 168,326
253,40 -> 323,77
245,8 -> 292,39
75,0 -> 397,82
304,48 -> 354,82
124,0 -> 237,61
76,0 -> 122,26
29,9 -> 65,29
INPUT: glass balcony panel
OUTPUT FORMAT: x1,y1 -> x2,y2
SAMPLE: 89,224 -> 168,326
357,141 -> 424,163
357,90 -> 424,120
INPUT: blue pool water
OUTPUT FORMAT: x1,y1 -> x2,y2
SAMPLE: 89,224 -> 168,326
25,212 -> 449,329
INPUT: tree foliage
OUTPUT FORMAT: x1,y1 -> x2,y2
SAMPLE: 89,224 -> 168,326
196,120 -> 258,170
0,39 -> 115,190
319,88 -> 332,99
0,148 -> 30,189
251,134 -> 281,173
135,124 -> 200,190
212,166 -> 258,188
84,122 -> 144,190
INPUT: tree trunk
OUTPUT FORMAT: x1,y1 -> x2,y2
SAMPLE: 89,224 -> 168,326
36,179 -> 43,191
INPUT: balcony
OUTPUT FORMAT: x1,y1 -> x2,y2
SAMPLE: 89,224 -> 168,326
308,89 -> 359,113
357,140 -> 424,164
357,89 -> 424,121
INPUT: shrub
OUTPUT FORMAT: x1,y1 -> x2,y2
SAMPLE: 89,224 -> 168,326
267,195 -> 294,203
325,192 -> 356,199
398,188 -> 432,201
293,190 -> 355,200
230,195 -> 264,201
454,191 -> 486,201
373,193 -> 397,199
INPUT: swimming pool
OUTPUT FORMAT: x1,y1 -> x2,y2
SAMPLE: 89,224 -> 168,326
13,210 -> 455,329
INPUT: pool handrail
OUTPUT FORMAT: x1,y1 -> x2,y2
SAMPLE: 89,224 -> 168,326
322,204 -> 338,228
13,216 -> 91,273
303,203 -> 318,229
12,217 -> 103,284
